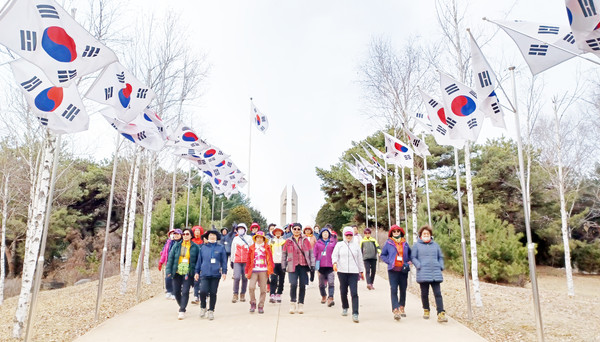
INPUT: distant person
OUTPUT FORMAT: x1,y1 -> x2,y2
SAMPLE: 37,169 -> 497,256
166,228 -> 199,320
194,229 -> 227,321
283,224 -> 293,239
231,223 -> 253,303
159,229 -> 180,300
282,223 -> 315,314
360,228 -> 381,290
266,223 -> 277,240
250,222 -> 261,236
269,226 -> 286,303
352,225 -> 362,244
303,226 -> 317,248
412,225 -> 447,323
332,227 -> 364,323
313,227 -> 336,307
245,231 -> 274,314
380,225 -> 411,321
219,227 -> 234,263
190,226 -> 204,305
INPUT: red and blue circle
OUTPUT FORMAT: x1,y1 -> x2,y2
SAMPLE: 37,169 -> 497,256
437,108 -> 447,125
204,171 -> 213,177
255,115 -> 261,125
214,178 -> 222,185
122,133 -> 135,143
118,84 -> 132,108
215,160 -> 226,167
394,142 -> 408,153
182,132 -> 198,142
451,96 -> 476,117
41,26 -> 77,63
204,149 -> 216,158
34,87 -> 63,112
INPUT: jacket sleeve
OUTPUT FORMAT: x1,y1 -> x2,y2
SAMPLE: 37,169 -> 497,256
244,247 -> 253,277
375,240 -> 381,254
380,243 -> 389,262
437,243 -> 445,271
405,242 -> 412,264
166,243 -> 177,275
306,239 -> 315,267
220,245 -> 228,275
357,245 -> 365,273
195,246 -> 203,275
331,243 -> 340,265
281,241 -> 288,271
411,244 -> 421,269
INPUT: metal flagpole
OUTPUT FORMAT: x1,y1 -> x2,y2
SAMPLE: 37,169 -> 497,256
185,166 -> 191,228
95,135 -> 121,321
220,202 -> 224,226
211,189 -> 215,228
510,66 -> 544,341
384,160 -> 391,228
454,147 -> 473,320
422,134 -> 433,228
364,183 -> 368,228
169,156 -> 178,231
136,150 -> 151,302
248,98 -> 253,199
372,170 -> 378,236
401,167 -> 408,230
198,176 -> 204,226
24,133 -> 61,342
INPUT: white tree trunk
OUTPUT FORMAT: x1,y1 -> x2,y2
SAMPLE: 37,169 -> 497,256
410,167 -> 418,246
464,142 -> 483,307
121,148 -> 141,294
394,165 -> 400,225
169,156 -> 177,230
401,167 -> 409,232
143,153 -> 156,284
0,174 -> 8,305
13,133 -> 56,338
120,151 -> 136,274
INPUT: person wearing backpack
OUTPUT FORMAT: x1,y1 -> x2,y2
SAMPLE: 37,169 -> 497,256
380,225 -> 412,321
332,227 -> 365,323
360,228 -> 381,290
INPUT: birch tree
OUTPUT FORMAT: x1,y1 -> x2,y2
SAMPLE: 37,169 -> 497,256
120,147 -> 141,294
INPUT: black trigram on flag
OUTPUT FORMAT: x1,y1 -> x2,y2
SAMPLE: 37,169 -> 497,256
105,86 -> 114,100
528,44 -> 548,56
491,101 -> 500,114
563,32 -> 576,44
469,90 -> 478,99
213,169 -> 221,176
37,4 -> 59,19
82,45 -> 100,57
413,139 -> 420,147
467,118 -> 478,129
446,117 -> 457,129
578,0 -> 597,17
137,131 -> 147,140
20,30 -> 37,51
61,104 -> 80,122
116,72 -> 125,83
586,38 -> 600,50
415,112 -> 424,119
21,76 -> 42,92
136,89 -> 149,98
404,155 -> 412,161
436,125 -> 447,135
58,70 -> 77,83
38,117 -> 49,126
478,71 -> 491,88
538,25 -> 559,35
445,84 -> 459,95
428,99 -> 438,108
110,123 -> 118,130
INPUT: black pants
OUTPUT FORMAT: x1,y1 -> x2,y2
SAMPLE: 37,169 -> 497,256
337,272 -> 359,315
288,265 -> 309,303
193,278 -> 201,298
388,270 -> 408,311
420,281 -> 445,314
199,277 -> 221,311
270,263 -> 286,295
172,273 -> 193,312
363,259 -> 377,285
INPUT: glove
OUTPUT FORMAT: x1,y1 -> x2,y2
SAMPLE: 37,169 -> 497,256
158,263 -> 162,271
230,261 -> 234,269
310,267 -> 315,282
333,263 -> 338,272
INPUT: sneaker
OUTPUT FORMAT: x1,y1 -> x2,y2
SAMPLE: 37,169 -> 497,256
423,309 -> 430,319
327,297 -> 335,307
165,292 -> 172,299
269,294 -> 276,303
177,312 -> 185,320
199,307 -> 207,318
399,306 -> 406,317
289,302 -> 296,314
258,306 -> 264,314
341,308 -> 348,316
232,294 -> 238,303
352,314 -> 359,323
191,297 -> 199,305
276,294 -> 282,303
367,284 -> 372,290
249,301 -> 257,313
321,296 -> 327,304
297,303 -> 304,314
207,310 -> 214,320
437,312 -> 448,323
240,293 -> 246,302
393,309 -> 401,321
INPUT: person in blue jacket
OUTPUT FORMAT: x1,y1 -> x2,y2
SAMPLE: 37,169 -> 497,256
380,225 -> 411,321
195,229 -> 228,321
219,227 -> 235,263
411,225 -> 448,323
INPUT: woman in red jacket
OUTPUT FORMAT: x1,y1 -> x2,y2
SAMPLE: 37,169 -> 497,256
245,231 -> 274,314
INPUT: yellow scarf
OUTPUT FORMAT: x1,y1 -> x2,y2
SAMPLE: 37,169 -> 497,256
178,240 -> 191,264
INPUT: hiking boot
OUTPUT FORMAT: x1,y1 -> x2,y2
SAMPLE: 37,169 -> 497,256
258,306 -> 264,314
240,293 -> 246,302
289,302 -> 296,314
269,294 -> 276,303
423,309 -> 430,319
342,308 -> 348,316
199,307 -> 207,318
393,308 -> 401,321
232,294 -> 238,303
191,297 -> 199,305
352,314 -> 359,323
367,284 -> 373,290
177,312 -> 185,320
298,303 -> 304,314
249,301 -> 256,313
207,310 -> 214,320
399,306 -> 406,317
327,297 -> 335,307
276,294 -> 282,303
438,312 -> 448,323
321,296 -> 327,304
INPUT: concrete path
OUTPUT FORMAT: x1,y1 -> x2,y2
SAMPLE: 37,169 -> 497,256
77,273 -> 486,342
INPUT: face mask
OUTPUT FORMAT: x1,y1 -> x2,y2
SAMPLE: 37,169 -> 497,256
422,236 -> 431,243
238,229 -> 245,235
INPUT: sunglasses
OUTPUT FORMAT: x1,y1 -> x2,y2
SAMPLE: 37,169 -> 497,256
183,233 -> 191,236
292,228 -> 302,231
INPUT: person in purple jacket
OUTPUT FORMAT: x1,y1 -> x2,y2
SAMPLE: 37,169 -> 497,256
313,227 -> 337,307
380,225 -> 412,321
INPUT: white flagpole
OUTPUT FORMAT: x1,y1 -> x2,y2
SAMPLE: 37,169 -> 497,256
364,183 -> 368,228
454,147 -> 473,320
198,176 -> 204,226
384,160 -> 392,228
422,134 -> 433,228
95,135 -> 121,321
211,188 -> 216,228
394,165 -> 400,225
248,98 -> 253,199
169,156 -> 178,231
220,201 -> 224,225
136,150 -> 151,302
372,170 -> 378,235
401,167 -> 408,230
185,166 -> 191,228
510,66 -> 544,341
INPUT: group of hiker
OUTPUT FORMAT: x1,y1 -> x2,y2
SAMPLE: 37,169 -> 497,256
158,221 -> 448,324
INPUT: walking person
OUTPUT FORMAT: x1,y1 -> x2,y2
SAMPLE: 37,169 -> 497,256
303,226 -> 317,248
245,231 -> 274,314
269,226 -> 286,303
412,225 -> 448,323
266,223 -> 277,240
231,223 -> 253,303
360,228 -> 381,290
380,225 -> 412,321
159,229 -> 181,300
250,222 -> 261,236
166,228 -> 199,319
194,229 -> 227,320
191,226 -> 204,304
313,227 -> 336,307
282,223 -> 315,314
332,227 -> 365,323
219,227 -> 235,264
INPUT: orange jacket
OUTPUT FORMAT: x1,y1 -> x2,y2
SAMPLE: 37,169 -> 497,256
245,243 -> 274,278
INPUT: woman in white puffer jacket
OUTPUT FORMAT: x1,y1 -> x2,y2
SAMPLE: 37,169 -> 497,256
332,226 -> 365,323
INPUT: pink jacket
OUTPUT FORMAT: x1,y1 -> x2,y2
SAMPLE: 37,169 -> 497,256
159,239 -> 173,266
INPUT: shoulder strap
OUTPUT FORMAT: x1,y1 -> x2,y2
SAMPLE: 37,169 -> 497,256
345,242 -> 360,269
292,237 -> 310,265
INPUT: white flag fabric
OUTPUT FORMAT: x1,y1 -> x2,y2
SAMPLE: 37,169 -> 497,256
419,90 -> 465,149
366,142 -> 387,162
85,62 -> 156,123
0,0 -> 117,86
382,132 -> 414,168
410,111 -> 434,133
357,154 -> 381,178
167,124 -> 210,152
354,158 -> 377,185
469,34 -> 506,129
362,144 -> 387,175
566,0 -> 600,56
251,102 -> 269,133
10,58 -> 89,134
403,127 -> 431,157
493,19 -> 583,75
100,108 -> 166,151
143,107 -> 167,140
439,72 -> 484,142
193,146 -> 231,170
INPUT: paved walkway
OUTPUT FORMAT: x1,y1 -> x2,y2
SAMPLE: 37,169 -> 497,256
76,272 -> 486,342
